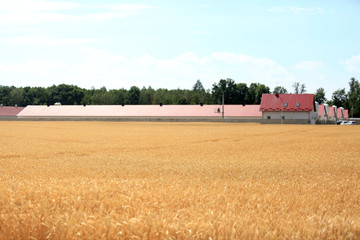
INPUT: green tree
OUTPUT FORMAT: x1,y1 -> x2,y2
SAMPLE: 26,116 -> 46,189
139,86 -> 155,104
128,86 -> 140,104
48,84 -> 85,105
211,78 -> 239,104
0,85 -> 13,105
192,80 -> 206,104
9,88 -> 24,106
346,77 -> 360,117
236,83 -> 248,105
245,83 -> 270,104
112,89 -> 128,105
193,79 -> 205,91
314,87 -> 326,104
255,84 -> 270,104
273,86 -> 288,94
331,88 -> 347,107
23,87 -> 49,105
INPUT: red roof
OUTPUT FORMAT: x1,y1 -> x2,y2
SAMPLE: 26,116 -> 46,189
318,105 -> 325,117
260,94 -> 315,112
328,106 -> 335,118
18,105 -> 262,118
0,106 -> 25,116
337,108 -> 342,118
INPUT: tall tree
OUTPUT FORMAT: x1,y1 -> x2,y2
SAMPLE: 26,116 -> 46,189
48,84 -> 85,105
300,83 -> 306,94
191,79 -> 206,104
292,82 -> 300,94
314,87 -> 326,104
245,83 -> 258,104
245,83 -> 270,104
273,86 -> 288,94
9,88 -> 24,106
236,83 -> 248,105
193,79 -> 205,91
139,86 -> 155,104
346,77 -> 360,117
255,84 -> 270,104
128,86 -> 140,104
0,85 -> 12,105
331,88 -> 347,107
292,82 -> 306,94
211,78 -> 239,104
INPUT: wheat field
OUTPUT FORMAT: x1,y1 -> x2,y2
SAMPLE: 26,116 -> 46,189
0,121 -> 359,239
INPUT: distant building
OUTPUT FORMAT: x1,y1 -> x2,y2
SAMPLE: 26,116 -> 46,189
260,94 -> 317,124
17,104 -> 262,122
317,104 -> 329,123
0,106 -> 25,119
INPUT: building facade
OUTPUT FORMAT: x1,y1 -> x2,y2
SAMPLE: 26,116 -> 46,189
260,94 -> 317,124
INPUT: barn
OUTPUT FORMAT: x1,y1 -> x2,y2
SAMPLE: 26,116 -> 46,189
17,104 -> 262,122
260,94 -> 317,124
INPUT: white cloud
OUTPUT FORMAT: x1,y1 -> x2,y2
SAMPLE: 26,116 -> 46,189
267,6 -> 323,14
343,54 -> 360,73
0,0 -> 152,25
0,36 -> 99,46
0,50 -> 295,90
295,61 -> 323,70
211,52 -> 294,83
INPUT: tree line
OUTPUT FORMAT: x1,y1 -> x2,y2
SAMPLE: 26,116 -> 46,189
1,77 -> 359,117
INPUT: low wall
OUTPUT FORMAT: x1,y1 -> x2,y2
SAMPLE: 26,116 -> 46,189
261,119 -> 313,124
7,116 -> 262,123
349,118 -> 360,124
0,116 -> 18,120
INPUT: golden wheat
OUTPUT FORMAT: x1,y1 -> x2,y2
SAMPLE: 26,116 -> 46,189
0,121 -> 359,239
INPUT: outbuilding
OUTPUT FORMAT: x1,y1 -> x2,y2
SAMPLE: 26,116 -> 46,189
260,94 -> 317,124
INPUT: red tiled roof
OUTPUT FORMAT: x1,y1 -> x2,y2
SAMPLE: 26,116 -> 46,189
0,106 -> 25,116
18,105 -> 262,118
260,94 -> 315,112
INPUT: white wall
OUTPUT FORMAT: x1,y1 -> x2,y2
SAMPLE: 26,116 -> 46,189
262,111 -> 311,120
262,111 -> 316,124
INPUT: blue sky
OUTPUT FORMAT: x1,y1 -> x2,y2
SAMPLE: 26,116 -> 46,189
1,0 -> 359,99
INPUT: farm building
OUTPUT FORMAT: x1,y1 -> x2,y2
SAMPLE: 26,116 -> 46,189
0,106 -> 25,119
17,104 -> 262,122
328,106 -> 338,122
337,107 -> 344,120
316,105 -> 348,124
260,94 -> 317,124
317,104 -> 329,124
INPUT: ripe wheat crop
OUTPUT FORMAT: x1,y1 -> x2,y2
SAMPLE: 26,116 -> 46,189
0,121 -> 359,239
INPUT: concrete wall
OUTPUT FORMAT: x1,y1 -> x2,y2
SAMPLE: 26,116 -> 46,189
261,111 -> 317,124
10,116 -> 262,123
262,111 -> 311,120
261,119 -> 312,124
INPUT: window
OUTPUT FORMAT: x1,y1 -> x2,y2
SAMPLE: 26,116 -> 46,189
267,116 -> 271,119
284,102 -> 288,107
282,116 -> 285,120
296,102 -> 300,107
